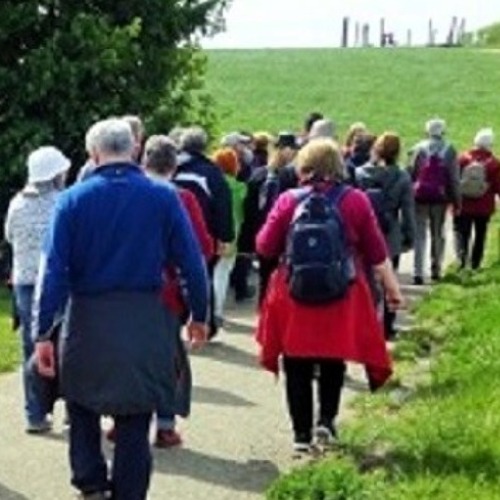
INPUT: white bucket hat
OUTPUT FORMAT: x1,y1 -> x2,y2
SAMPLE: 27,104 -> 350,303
27,146 -> 71,184
474,128 -> 494,151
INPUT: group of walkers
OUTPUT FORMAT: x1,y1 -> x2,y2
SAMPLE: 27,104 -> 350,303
4,111 -> 500,499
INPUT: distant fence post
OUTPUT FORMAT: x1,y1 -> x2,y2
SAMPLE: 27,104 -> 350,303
342,17 -> 350,48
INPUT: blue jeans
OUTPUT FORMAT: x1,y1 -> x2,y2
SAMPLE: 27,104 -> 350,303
68,401 -> 152,499
14,284 -> 46,425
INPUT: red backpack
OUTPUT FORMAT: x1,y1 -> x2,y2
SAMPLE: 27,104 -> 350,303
414,147 -> 449,203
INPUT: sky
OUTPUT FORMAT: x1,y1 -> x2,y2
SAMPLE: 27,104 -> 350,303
202,0 -> 500,49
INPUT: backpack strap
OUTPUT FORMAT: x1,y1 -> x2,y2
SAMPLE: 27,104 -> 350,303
327,183 -> 352,207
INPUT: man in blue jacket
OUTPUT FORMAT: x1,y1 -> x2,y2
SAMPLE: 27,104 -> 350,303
33,118 -> 208,500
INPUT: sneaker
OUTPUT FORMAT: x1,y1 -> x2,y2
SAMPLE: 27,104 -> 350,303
293,432 -> 312,454
155,429 -> 182,448
78,492 -> 110,500
26,419 -> 52,435
315,423 -> 337,446
413,276 -> 425,286
431,273 -> 441,282
293,441 -> 311,454
234,285 -> 256,303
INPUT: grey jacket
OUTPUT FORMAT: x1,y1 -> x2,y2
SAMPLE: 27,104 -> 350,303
356,163 -> 416,258
407,138 -> 461,206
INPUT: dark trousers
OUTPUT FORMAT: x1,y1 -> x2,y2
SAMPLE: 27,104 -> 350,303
383,255 -> 400,339
283,357 -> 345,441
207,258 -> 218,339
67,402 -> 152,500
454,214 -> 490,270
230,255 -> 252,299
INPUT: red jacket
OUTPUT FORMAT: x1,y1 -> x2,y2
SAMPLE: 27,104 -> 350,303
459,149 -> 500,217
256,185 -> 392,390
162,189 -> 214,317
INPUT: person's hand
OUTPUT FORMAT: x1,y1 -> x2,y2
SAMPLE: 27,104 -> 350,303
35,341 -> 56,379
385,285 -> 406,312
186,321 -> 208,350
216,241 -> 231,257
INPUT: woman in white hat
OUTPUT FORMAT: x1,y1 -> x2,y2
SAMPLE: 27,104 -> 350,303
4,145 -> 70,433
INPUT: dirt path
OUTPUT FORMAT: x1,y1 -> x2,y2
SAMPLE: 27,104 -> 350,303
0,223 -> 455,499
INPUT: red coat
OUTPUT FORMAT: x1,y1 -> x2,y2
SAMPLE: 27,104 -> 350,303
256,186 -> 392,390
162,189 -> 214,317
459,149 -> 500,217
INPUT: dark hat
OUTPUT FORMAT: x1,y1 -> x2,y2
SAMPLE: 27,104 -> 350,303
276,132 -> 299,150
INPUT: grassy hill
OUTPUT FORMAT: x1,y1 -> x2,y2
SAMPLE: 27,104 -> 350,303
205,48 -> 500,151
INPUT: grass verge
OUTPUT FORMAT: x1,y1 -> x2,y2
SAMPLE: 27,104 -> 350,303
267,219 -> 500,499
0,287 -> 19,373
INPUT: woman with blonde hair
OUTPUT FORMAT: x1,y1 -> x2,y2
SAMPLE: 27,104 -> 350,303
344,122 -> 368,151
256,138 -> 403,452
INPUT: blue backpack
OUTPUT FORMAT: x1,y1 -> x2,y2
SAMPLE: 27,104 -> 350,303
285,185 -> 356,305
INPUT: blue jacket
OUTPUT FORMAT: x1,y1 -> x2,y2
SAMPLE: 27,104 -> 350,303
174,152 -> 234,244
34,162 -> 209,337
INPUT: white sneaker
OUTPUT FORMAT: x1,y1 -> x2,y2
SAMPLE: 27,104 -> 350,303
315,425 -> 337,446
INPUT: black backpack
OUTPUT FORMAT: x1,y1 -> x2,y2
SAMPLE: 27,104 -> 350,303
258,171 -> 281,214
357,168 -> 400,234
285,184 -> 356,305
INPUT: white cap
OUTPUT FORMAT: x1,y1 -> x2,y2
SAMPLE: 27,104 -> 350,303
220,132 -> 252,148
474,128 -> 494,151
425,118 -> 446,138
308,119 -> 336,140
27,146 -> 71,184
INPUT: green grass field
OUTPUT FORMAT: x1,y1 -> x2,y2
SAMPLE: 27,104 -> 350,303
206,48 -> 500,152
0,288 -> 19,373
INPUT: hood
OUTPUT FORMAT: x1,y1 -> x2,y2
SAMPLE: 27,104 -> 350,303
357,162 -> 396,188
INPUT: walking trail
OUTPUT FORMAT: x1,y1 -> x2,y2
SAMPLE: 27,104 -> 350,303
0,226 -> 454,500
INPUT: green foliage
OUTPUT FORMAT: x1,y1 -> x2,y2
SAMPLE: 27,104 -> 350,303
267,218 -> 500,498
0,0 -> 229,194
0,287 -> 19,373
267,458 -> 385,500
476,23 -> 500,48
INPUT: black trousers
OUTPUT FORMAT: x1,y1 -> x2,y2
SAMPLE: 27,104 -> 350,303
383,255 -> 400,339
283,357 -> 345,441
454,215 -> 490,270
207,259 -> 218,339
230,255 -> 252,299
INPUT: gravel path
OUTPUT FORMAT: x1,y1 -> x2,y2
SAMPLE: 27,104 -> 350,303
0,223 -> 455,499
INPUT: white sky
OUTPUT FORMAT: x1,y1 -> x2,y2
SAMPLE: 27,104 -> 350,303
202,0 -> 499,48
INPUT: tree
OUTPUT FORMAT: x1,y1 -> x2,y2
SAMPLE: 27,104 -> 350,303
0,0 -> 229,200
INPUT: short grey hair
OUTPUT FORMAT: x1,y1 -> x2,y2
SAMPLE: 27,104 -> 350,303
179,126 -> 208,154
143,135 -> 178,175
168,126 -> 185,150
85,118 -> 134,156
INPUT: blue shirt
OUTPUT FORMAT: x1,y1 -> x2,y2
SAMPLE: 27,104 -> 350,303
34,162 -> 208,337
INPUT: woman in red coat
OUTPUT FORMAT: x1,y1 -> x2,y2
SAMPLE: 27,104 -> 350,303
454,128 -> 500,270
256,138 -> 404,453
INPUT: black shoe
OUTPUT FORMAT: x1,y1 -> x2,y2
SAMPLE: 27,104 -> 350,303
413,276 -> 424,286
293,432 -> 312,453
234,285 -> 256,303
431,273 -> 441,282
385,329 -> 399,342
